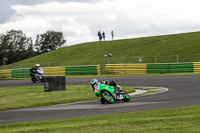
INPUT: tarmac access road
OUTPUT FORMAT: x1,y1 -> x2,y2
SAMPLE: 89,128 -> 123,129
0,75 -> 200,124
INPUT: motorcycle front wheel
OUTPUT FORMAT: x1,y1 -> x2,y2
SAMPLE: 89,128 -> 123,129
40,76 -> 44,82
31,77 -> 36,83
122,94 -> 130,102
100,91 -> 114,104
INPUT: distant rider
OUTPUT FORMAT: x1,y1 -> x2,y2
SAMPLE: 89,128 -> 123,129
30,64 -> 40,78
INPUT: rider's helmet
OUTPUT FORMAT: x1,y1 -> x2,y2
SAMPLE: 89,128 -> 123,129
35,64 -> 40,67
91,78 -> 98,88
35,64 -> 40,69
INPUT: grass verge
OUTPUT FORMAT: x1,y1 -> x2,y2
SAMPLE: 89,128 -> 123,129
0,106 -> 200,132
3,31 -> 200,70
0,85 -> 135,111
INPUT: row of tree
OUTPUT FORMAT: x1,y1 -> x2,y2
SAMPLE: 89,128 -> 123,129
0,30 -> 66,65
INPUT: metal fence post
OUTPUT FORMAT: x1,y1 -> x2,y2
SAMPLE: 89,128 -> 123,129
100,65 -> 103,75
91,59 -> 94,65
155,56 -> 157,63
106,56 -> 109,64
177,55 -> 179,63
76,60 -> 79,66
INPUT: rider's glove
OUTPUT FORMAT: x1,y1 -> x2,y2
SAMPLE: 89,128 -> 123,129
116,85 -> 122,90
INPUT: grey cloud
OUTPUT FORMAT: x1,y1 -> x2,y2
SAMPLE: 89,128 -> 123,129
7,0 -> 101,5
0,1 -> 17,23
0,0 -> 101,24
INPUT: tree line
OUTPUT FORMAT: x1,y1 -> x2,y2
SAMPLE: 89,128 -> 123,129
0,30 -> 66,65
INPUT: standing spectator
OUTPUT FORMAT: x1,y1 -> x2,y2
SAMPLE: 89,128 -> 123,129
102,31 -> 105,41
98,31 -> 102,41
111,31 -> 114,40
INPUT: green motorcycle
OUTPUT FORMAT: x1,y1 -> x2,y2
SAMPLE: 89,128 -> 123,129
93,83 -> 130,104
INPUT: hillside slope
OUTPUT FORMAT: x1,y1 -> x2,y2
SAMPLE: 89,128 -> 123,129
3,31 -> 200,69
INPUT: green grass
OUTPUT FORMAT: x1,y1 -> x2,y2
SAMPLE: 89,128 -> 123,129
0,106 -> 200,133
0,85 -> 135,110
3,31 -> 200,70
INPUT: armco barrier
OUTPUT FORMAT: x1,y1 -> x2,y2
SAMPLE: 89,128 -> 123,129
12,68 -> 30,78
0,65 -> 101,78
65,65 -> 101,75
0,69 -> 12,78
147,62 -> 194,74
1,63 -> 199,78
193,62 -> 200,73
43,67 -> 65,76
105,64 -> 147,74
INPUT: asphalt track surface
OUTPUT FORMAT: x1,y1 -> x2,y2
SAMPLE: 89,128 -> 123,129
0,75 -> 200,124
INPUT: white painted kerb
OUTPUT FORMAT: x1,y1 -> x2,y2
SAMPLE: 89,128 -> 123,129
129,89 -> 148,96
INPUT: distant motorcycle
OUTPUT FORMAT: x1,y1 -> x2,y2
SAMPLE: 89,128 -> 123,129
31,68 -> 44,83
93,82 -> 130,104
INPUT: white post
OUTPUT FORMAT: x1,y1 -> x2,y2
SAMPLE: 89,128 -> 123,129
138,57 -> 142,63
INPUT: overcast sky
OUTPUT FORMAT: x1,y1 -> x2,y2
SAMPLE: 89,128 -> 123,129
1,0 -> 200,46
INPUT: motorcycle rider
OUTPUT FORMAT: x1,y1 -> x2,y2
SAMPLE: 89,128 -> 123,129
30,64 -> 40,78
91,78 -> 123,93
91,78 -> 98,92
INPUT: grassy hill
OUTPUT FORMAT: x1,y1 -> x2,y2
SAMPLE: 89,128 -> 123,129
2,31 -> 200,69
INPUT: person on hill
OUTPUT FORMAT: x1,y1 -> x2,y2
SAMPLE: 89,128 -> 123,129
102,32 -> 105,41
111,31 -> 114,40
98,31 -> 102,41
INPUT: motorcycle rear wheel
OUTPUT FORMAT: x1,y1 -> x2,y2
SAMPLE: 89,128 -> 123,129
100,91 -> 114,104
100,97 -> 106,104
